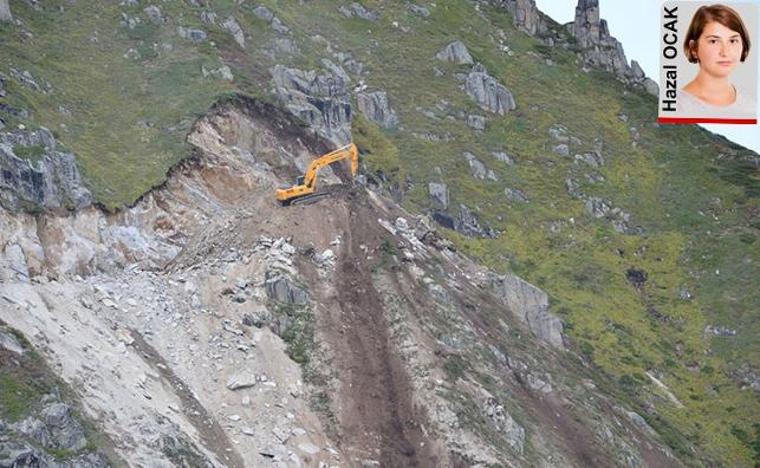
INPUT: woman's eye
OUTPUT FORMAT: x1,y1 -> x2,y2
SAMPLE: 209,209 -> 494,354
708,39 -> 717,44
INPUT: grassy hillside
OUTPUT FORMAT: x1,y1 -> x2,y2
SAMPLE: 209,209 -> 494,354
1,0 -> 758,464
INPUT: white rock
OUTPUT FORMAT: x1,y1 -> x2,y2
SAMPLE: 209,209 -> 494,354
298,442 -> 320,455
227,372 -> 257,390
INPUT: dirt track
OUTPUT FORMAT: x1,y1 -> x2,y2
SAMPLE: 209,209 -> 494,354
313,192 -> 437,467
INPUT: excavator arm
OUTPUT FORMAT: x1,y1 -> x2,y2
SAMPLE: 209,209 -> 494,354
275,143 -> 358,204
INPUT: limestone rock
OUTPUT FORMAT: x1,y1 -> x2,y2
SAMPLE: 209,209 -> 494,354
223,16 -> 245,48
433,204 -> 497,239
252,6 -> 274,22
0,327 -> 24,354
339,3 -> 378,21
504,187 -> 528,203
552,144 -> 569,157
574,151 -> 604,168
463,152 -> 497,181
409,5 -> 430,17
143,5 -> 165,24
227,372 -> 257,390
271,65 -> 352,145
467,114 -> 486,130
357,91 -> 398,128
436,41 -> 474,65
485,398 -> 526,454
499,0 -> 544,35
492,273 -> 565,348
13,402 -> 88,452
643,78 -> 659,96
0,0 -> 13,22
465,64 -> 516,115
585,196 -> 611,218
428,182 -> 449,209
0,128 -> 92,212
570,0 -> 642,83
492,151 -> 515,165
265,271 -> 309,305
177,26 -> 207,43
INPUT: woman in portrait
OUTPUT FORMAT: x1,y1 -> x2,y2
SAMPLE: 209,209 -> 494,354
679,4 -> 755,118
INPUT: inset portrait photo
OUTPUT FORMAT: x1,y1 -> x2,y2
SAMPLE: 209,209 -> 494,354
659,2 -> 758,124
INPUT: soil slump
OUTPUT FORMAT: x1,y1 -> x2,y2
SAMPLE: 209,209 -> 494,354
324,194 -> 438,467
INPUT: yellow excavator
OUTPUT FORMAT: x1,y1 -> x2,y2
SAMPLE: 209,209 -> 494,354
275,143 -> 359,205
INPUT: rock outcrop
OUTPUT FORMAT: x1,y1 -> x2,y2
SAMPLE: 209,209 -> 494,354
0,0 -> 13,23
272,65 -> 352,145
338,2 -> 378,21
433,204 -> 497,239
222,16 -> 245,48
428,182 -> 449,209
570,0 -> 658,94
0,128 -> 92,212
436,41 -> 474,65
492,273 -> 565,349
497,0 -> 545,36
465,64 -> 516,115
356,90 -> 398,128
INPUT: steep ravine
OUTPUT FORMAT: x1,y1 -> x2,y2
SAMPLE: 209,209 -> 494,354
1,97 -> 684,467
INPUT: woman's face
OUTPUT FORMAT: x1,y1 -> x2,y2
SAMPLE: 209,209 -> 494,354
693,21 -> 744,78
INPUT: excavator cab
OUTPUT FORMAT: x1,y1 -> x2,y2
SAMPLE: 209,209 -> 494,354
275,143 -> 359,205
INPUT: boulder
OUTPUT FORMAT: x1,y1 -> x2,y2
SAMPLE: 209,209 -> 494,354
272,65 -> 352,145
222,16 -> 245,48
456,204 -> 497,238
436,41 -> 474,65
143,5 -> 165,24
585,196 -> 610,218
409,5 -> 430,17
265,272 -> 309,305
428,182 -> 449,209
552,144 -> 569,157
0,327 -> 25,354
467,114 -> 486,130
357,91 -> 398,128
574,151 -> 604,168
177,26 -> 207,43
492,151 -> 515,165
339,3 -> 379,21
271,17 -> 290,34
464,152 -> 487,180
504,187 -> 528,203
485,398 -> 526,454
492,273 -> 565,349
252,6 -> 274,22
464,64 -> 516,115
13,402 -> 87,451
0,128 -> 92,212
642,77 -> 659,96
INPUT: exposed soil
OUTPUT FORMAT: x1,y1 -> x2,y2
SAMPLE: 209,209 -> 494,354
305,190 -> 439,467
129,330 -> 245,468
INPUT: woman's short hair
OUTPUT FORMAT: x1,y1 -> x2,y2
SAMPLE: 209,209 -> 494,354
683,4 -> 751,63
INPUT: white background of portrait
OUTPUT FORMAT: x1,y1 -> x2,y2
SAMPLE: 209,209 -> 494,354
536,0 -> 760,154
675,2 -> 758,107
